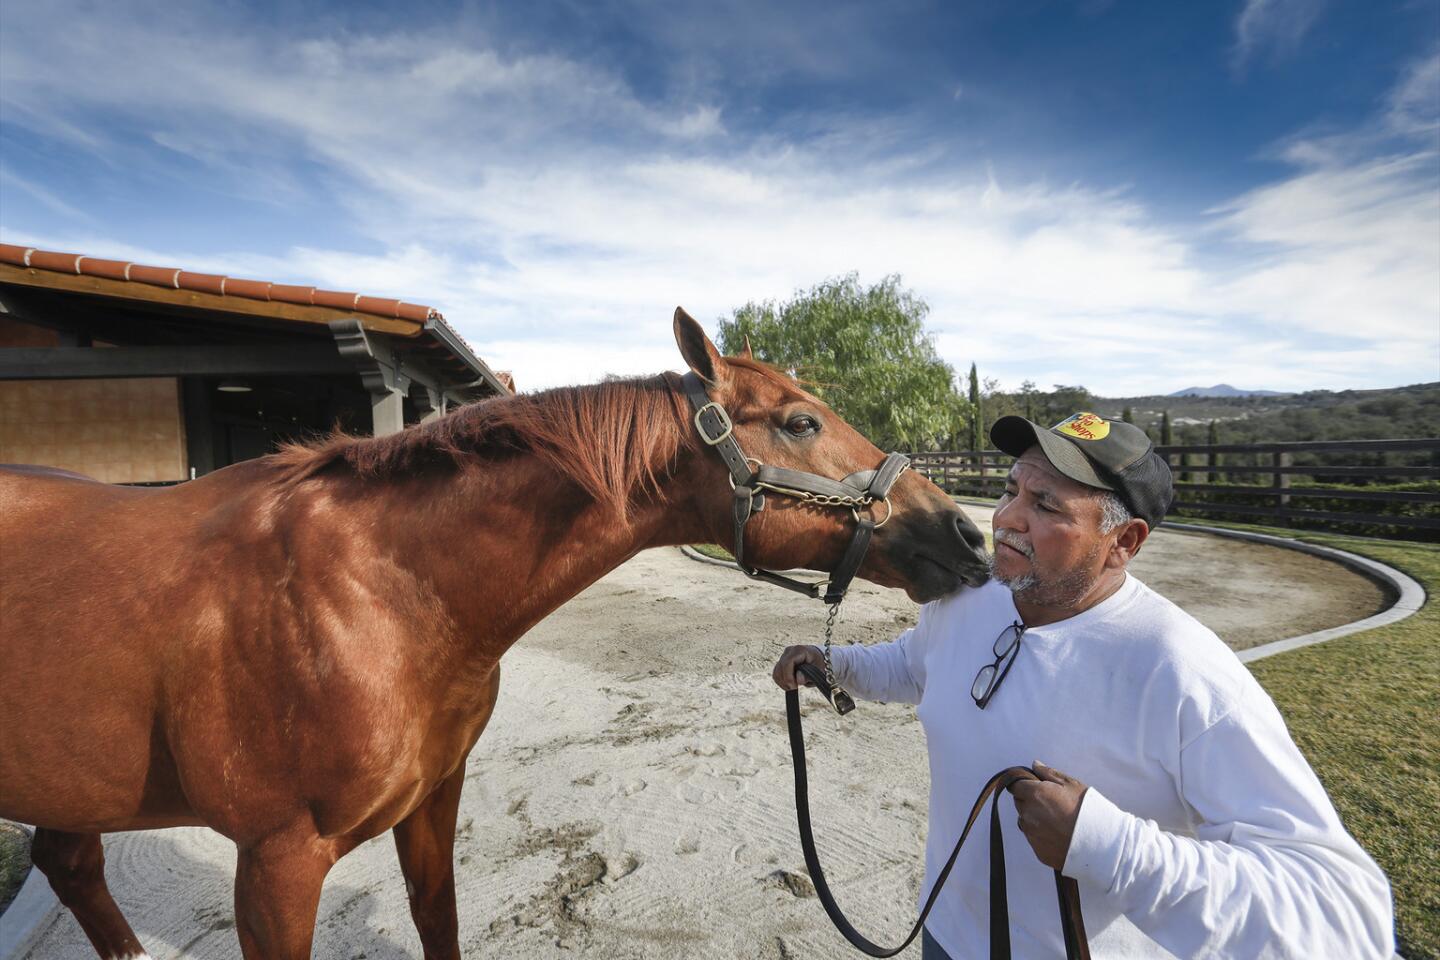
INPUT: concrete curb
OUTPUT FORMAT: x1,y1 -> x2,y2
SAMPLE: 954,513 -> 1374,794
0,828 -> 59,960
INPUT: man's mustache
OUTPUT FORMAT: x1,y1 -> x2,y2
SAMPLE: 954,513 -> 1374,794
994,528 -> 1034,560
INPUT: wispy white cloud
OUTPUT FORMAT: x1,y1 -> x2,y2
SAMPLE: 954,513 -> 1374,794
1208,152 -> 1438,341
0,168 -> 93,223
1386,47 -> 1440,136
1231,0 -> 1326,73
0,1 -> 1434,396
1203,50 -> 1439,373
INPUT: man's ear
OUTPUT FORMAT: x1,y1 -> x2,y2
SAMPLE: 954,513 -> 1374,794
1107,518 -> 1150,568
673,307 -> 725,385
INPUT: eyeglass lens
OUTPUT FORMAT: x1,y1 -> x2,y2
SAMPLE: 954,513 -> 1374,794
970,663 -> 997,702
992,624 -> 1021,658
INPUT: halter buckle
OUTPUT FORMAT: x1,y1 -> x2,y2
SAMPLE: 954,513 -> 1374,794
694,402 -> 734,445
850,496 -> 894,527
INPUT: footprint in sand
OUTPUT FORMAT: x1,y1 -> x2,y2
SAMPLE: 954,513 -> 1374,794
605,851 -> 642,883
764,868 -> 816,898
676,783 -> 718,805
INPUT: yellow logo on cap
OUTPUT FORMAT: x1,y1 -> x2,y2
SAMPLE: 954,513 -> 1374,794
1055,412 -> 1110,441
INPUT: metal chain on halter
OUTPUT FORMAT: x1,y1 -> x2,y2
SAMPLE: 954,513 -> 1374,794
821,600 -> 841,687
755,484 -> 876,509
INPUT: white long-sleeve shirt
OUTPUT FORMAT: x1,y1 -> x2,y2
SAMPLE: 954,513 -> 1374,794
829,574 -> 1394,959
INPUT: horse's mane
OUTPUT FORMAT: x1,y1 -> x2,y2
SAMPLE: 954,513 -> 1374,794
271,372 -> 691,519
271,358 -> 806,519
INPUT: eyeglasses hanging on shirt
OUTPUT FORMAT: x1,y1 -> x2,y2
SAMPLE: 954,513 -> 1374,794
970,620 -> 1026,709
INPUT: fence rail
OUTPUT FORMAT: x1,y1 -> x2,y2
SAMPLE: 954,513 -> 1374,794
906,438 -> 1440,540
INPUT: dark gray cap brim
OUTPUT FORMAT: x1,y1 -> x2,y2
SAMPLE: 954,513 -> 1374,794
990,416 -> 1115,491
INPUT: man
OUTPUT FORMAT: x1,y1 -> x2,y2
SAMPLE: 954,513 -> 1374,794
773,413 -> 1394,959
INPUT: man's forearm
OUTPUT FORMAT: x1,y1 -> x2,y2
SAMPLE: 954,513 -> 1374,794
829,632 -> 923,704
1065,788 -> 1395,959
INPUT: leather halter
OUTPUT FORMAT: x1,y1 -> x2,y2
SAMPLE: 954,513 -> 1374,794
680,371 -> 910,606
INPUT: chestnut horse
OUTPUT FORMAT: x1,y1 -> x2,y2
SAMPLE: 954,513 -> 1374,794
0,311 -> 988,959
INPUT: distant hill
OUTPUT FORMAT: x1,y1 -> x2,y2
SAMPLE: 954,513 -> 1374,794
978,381 -> 1437,447
1168,384 -> 1289,398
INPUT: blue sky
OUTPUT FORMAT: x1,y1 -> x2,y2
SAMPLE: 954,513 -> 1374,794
2,0 -> 1436,395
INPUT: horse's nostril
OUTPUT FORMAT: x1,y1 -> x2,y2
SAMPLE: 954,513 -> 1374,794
953,511 -> 986,552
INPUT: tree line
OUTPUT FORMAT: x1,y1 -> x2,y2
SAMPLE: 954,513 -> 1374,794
714,274 -> 1437,455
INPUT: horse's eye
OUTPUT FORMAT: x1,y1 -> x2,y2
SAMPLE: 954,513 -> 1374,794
785,415 -> 820,437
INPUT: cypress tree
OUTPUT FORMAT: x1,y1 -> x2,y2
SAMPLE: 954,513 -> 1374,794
968,363 -> 982,453
1161,409 -> 1173,446
1122,406 -> 1134,424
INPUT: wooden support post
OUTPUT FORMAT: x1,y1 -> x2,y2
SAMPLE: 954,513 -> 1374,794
371,388 -> 405,437
1274,451 -> 1292,511
332,319 -> 414,437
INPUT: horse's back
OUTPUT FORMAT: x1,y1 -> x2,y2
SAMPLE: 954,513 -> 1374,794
0,462 -> 154,515
0,462 -> 95,480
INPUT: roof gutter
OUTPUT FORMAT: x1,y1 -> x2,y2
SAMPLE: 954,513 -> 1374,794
424,317 -> 511,396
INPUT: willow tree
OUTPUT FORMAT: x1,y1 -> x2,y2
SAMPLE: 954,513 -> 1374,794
715,274 -> 968,451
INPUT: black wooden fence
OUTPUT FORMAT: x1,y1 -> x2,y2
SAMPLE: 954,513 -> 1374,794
907,438 -> 1440,541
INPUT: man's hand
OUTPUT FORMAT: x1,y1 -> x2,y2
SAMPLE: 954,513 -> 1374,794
772,645 -> 826,690
1008,761 -> 1088,871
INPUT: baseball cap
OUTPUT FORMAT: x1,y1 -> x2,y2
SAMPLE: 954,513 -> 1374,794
990,412 -> 1174,529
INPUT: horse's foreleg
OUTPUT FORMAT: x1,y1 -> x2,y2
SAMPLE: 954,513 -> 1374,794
394,664 -> 498,959
393,762 -> 467,960
233,832 -> 337,960
30,828 -> 148,960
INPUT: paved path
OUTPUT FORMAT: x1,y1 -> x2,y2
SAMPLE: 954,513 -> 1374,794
20,510 -> 1388,959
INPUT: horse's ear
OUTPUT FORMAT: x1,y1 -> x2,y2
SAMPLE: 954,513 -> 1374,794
740,335 -> 754,361
673,307 -> 725,384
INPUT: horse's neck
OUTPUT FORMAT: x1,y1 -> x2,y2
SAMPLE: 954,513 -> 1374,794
356,451 -> 709,662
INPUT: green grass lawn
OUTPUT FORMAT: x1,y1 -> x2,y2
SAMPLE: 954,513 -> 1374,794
692,519 -> 1437,956
690,542 -> 735,562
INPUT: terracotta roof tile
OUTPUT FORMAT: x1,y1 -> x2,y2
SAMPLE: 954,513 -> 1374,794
312,289 -> 361,311
0,243 -> 442,323
177,271 -> 228,296
78,257 -> 134,282
127,264 -> 182,287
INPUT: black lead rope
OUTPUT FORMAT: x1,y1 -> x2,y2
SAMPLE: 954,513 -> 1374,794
787,663 -> 1090,960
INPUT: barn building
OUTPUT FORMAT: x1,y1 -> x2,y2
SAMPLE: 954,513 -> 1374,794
0,244 -> 510,483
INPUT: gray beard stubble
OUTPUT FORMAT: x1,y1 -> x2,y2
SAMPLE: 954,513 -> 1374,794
989,530 -> 1105,609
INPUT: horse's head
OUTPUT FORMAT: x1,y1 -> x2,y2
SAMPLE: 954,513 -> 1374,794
673,308 -> 989,603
